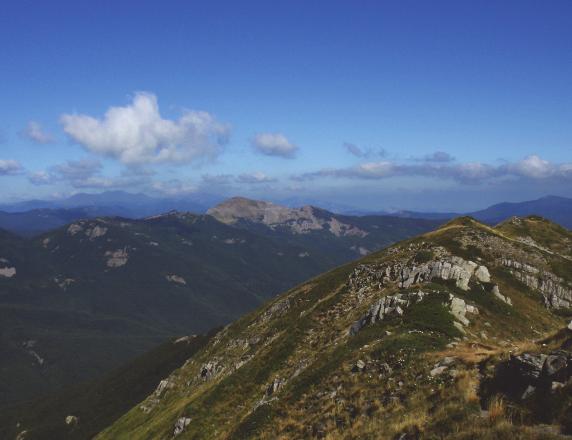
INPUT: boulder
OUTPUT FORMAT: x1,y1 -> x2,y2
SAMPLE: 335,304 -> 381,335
509,353 -> 547,383
430,366 -> 448,377
266,377 -> 285,396
541,351 -> 570,383
474,266 -> 491,283
491,284 -> 512,306
352,359 -> 366,373
65,415 -> 79,426
174,417 -> 191,436
199,360 -> 223,381
521,385 -> 536,399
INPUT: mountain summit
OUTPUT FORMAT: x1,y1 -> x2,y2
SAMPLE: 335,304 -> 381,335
207,197 -> 367,237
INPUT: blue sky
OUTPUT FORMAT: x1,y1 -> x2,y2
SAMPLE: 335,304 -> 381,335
1,0 -> 571,211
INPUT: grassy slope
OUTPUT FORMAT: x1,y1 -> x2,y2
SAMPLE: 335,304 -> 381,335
0,329 -> 217,440
98,216 -> 571,439
0,213 -> 437,407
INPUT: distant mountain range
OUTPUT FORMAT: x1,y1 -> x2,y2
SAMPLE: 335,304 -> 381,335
347,195 -> 572,228
0,202 -> 439,407
0,193 -> 570,236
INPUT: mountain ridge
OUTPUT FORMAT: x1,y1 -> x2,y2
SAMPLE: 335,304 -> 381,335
93,215 -> 572,439
0,207 -> 439,407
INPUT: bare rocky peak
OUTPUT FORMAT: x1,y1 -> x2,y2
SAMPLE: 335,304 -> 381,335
207,197 -> 367,237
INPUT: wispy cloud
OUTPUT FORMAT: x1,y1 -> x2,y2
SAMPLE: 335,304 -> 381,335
236,172 -> 276,184
150,179 -> 198,196
29,159 -> 148,189
201,174 -> 234,185
60,92 -> 230,165
202,172 -> 277,185
418,151 -> 455,163
293,155 -> 572,185
21,121 -> 54,144
343,142 -> 386,159
0,159 -> 23,176
251,132 -> 298,158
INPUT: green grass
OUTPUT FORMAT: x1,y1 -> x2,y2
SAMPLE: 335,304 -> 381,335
0,330 -> 216,440
402,291 -> 462,338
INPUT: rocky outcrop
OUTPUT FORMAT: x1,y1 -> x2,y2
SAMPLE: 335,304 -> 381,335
65,415 -> 79,426
105,248 -> 129,268
199,360 -> 224,381
54,277 -> 75,290
349,256 -> 492,292
87,225 -> 108,240
0,265 -> 16,278
509,353 -> 548,382
174,417 -> 191,436
260,299 -> 290,323
497,350 -> 572,400
491,284 -> 512,305
266,377 -> 286,396
349,290 -> 478,336
501,258 -> 572,308
166,274 -> 187,285
67,222 -> 108,239
154,379 -> 175,397
67,223 -> 84,236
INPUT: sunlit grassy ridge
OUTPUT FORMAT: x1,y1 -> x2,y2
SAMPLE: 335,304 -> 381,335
96,216 -> 572,439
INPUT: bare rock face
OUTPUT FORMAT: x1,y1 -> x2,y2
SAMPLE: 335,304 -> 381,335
67,223 -> 84,236
86,225 -> 108,240
174,417 -> 191,436
154,379 -> 174,398
501,258 -> 572,308
67,221 -> 108,240
349,255 -> 491,293
207,197 -> 367,237
105,248 -> 129,268
0,265 -> 16,278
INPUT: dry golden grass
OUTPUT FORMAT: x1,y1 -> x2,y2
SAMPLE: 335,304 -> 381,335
431,342 -> 502,365
488,395 -> 509,424
455,370 -> 479,403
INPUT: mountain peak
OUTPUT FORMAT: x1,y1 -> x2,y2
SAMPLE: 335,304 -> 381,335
438,216 -> 488,230
207,197 -> 372,237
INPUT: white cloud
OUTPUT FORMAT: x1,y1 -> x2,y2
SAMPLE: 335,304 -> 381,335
507,155 -> 553,179
0,159 -> 23,176
60,92 -> 230,165
28,170 -> 53,185
28,159 -> 148,189
294,154 -> 572,185
236,172 -> 276,184
251,132 -> 297,158
21,121 -> 54,144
